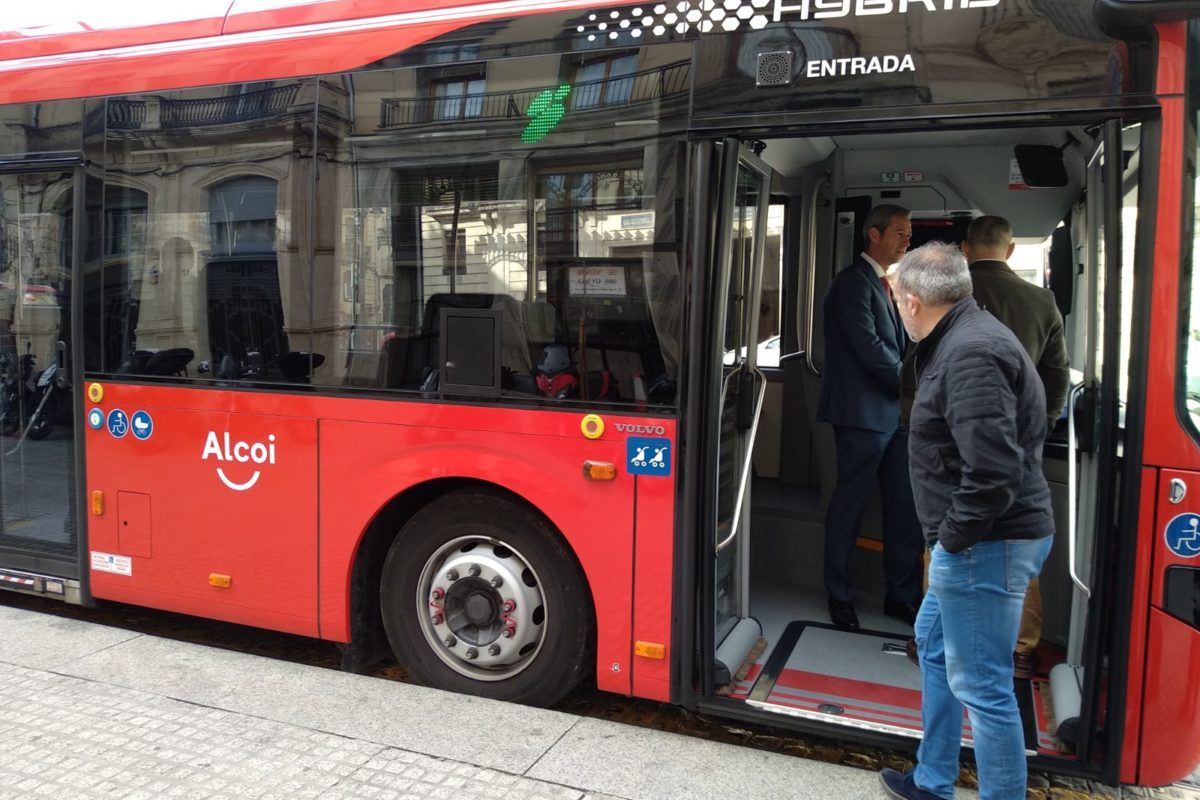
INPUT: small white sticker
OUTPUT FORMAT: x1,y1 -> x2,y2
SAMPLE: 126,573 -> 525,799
91,551 -> 133,576
1009,158 -> 1029,190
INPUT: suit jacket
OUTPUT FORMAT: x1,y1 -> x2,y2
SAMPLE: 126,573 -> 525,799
818,255 -> 905,432
969,260 -> 1071,431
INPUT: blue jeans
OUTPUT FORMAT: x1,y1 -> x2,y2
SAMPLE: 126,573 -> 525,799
911,537 -> 1052,800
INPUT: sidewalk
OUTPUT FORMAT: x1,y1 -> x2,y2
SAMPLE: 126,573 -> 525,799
0,602 -> 945,800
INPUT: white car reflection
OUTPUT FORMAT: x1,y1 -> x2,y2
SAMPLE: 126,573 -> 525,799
722,335 -> 781,368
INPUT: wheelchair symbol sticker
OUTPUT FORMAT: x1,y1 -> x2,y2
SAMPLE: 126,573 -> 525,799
131,411 -> 153,441
627,436 -> 671,477
1165,513 -> 1200,558
87,408 -> 104,430
106,409 -> 129,439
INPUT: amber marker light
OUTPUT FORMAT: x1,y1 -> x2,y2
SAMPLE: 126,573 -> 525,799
582,461 -> 616,481
209,574 -> 232,588
90,491 -> 104,515
634,641 -> 665,659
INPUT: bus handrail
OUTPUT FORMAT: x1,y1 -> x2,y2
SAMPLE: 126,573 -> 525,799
716,373 -> 766,554
1067,382 -> 1091,598
802,185 -> 821,376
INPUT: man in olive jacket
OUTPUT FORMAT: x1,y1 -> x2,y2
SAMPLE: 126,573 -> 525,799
879,242 -> 1053,800
963,215 -> 1070,679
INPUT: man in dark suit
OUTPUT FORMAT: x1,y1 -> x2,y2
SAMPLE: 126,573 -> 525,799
963,214 -> 1070,678
817,204 -> 924,631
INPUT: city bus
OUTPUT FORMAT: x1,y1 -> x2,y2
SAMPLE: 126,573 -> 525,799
0,0 -> 1198,788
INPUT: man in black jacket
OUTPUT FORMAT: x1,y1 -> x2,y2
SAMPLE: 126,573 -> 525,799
878,242 -> 1054,800
963,215 -> 1070,679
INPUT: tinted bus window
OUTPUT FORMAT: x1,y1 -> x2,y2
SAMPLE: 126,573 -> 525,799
0,99 -> 84,157
318,41 -> 691,408
92,80 -> 317,384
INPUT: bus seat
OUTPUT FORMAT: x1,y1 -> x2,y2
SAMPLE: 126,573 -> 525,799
422,292 -> 531,374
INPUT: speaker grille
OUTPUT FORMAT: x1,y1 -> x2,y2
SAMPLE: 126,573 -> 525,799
756,51 -> 793,87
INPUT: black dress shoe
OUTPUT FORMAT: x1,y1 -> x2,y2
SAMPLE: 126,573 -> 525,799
883,598 -> 920,626
828,598 -> 860,631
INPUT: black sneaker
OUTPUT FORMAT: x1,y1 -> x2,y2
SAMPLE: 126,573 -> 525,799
879,768 -> 944,800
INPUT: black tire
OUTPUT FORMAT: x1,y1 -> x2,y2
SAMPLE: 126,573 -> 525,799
379,489 -> 594,707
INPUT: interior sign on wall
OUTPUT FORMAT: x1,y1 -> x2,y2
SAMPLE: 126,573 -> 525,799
569,266 -> 627,297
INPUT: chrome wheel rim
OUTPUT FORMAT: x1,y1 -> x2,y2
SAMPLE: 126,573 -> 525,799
415,535 -> 547,681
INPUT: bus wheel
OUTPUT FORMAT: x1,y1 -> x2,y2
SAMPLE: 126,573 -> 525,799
379,490 -> 593,707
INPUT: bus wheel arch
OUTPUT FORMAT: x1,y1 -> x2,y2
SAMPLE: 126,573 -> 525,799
352,480 -> 596,706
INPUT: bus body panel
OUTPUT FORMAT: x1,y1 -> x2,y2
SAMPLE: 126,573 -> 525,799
1,6 -> 228,60
631,461 -> 677,702
317,415 -> 648,696
83,381 -> 671,696
1138,608 -> 1200,786
0,0 -> 632,105
86,388 -> 321,635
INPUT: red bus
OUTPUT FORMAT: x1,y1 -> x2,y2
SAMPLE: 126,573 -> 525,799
1,0 -> 1199,787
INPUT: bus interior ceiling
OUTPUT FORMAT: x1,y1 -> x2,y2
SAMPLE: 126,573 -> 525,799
726,121 -> 1103,755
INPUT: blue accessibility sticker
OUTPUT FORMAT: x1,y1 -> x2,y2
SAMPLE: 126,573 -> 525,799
87,408 -> 104,430
130,411 -> 154,441
1164,512 -> 1200,559
106,408 -> 129,439
627,436 -> 671,477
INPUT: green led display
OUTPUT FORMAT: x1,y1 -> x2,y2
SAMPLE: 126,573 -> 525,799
521,84 -> 572,144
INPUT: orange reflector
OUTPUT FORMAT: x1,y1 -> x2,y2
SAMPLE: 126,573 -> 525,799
208,574 -> 232,588
634,641 -> 665,660
90,491 -> 104,515
582,461 -> 616,481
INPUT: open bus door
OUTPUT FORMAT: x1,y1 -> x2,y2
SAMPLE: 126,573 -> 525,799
701,138 -> 774,692
1048,118 -> 1140,770
0,161 -> 86,603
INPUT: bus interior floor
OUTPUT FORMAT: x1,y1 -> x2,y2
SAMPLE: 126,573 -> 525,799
737,576 -> 1070,758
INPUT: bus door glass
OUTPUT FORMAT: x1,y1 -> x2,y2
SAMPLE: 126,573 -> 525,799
0,167 -> 81,586
711,139 -> 772,683
1050,120 -> 1140,759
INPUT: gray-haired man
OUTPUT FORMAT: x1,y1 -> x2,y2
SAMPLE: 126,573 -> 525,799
879,242 -> 1054,800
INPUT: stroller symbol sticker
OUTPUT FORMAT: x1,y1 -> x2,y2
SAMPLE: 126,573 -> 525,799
131,411 -> 154,440
1165,513 -> 1200,558
627,436 -> 671,477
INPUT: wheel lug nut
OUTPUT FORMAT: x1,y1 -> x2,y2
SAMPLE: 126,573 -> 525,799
445,569 -> 459,581
468,564 -> 481,577
432,613 -> 444,625
465,647 -> 479,660
430,587 -> 445,600
490,576 -> 503,588
488,644 -> 501,656
444,635 -> 457,647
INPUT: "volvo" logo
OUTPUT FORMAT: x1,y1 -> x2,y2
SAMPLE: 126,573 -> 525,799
202,431 -> 277,491
614,422 -> 667,435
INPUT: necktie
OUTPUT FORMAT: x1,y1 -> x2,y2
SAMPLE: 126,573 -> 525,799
880,274 -> 900,332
